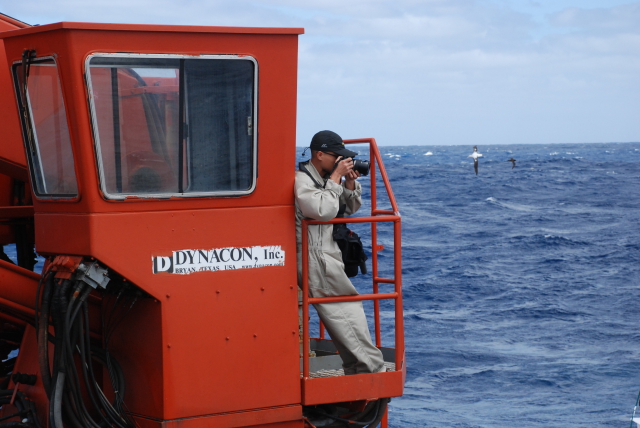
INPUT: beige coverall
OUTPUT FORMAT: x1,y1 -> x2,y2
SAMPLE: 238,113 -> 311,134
295,161 -> 385,375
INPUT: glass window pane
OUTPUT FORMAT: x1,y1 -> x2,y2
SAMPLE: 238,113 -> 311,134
86,55 -> 256,199
88,59 -> 181,195
185,59 -> 254,192
14,59 -> 78,197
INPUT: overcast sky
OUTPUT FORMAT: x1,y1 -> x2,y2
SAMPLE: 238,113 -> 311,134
2,1 -> 639,146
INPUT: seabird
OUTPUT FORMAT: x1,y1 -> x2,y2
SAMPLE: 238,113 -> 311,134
508,158 -> 516,169
467,146 -> 483,175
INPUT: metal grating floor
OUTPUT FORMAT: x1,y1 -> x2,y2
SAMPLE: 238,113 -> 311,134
307,362 -> 396,378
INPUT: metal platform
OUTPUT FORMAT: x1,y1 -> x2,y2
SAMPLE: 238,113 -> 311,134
308,362 -> 396,378
302,339 -> 397,378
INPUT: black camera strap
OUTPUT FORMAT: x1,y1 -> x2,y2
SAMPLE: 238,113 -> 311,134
298,161 -> 326,189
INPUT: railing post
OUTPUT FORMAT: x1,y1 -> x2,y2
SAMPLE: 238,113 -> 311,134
370,146 -> 382,347
394,218 -> 403,371
302,220 -> 310,379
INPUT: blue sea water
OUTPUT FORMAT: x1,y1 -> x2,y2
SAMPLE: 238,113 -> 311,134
303,142 -> 640,427
3,143 -> 639,427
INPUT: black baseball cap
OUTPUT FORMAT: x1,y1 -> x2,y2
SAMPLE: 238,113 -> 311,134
310,130 -> 357,158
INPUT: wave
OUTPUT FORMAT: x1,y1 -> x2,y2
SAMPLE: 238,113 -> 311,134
485,196 -> 538,212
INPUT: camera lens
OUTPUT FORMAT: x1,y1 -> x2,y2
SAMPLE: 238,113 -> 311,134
353,159 -> 370,176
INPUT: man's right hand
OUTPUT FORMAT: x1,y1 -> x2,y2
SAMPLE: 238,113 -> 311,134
330,157 -> 354,184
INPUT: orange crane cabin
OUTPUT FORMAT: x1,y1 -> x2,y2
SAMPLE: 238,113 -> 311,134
0,16 -> 404,428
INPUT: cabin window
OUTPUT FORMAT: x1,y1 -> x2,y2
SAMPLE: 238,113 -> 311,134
13,57 -> 79,198
85,54 -> 257,199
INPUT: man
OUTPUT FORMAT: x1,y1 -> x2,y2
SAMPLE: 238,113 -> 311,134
295,130 -> 385,375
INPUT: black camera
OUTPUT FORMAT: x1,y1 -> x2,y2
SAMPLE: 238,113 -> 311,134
337,157 -> 370,176
352,159 -> 370,176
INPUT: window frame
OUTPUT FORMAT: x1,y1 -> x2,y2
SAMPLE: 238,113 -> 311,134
12,55 -> 80,200
84,53 -> 259,201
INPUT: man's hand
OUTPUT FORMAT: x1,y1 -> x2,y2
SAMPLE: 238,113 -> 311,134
330,157 -> 354,184
344,169 -> 361,190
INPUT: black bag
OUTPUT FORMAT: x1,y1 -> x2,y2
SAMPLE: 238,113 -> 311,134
333,204 -> 368,278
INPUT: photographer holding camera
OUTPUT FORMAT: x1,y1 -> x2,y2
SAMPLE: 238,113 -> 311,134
295,130 -> 384,375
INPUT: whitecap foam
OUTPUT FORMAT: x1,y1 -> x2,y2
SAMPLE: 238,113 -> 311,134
424,152 -> 433,156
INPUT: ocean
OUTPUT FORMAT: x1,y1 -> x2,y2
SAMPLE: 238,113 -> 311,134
307,142 -> 640,427
3,142 -> 639,427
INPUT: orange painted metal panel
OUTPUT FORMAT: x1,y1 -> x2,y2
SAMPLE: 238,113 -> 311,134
33,206 -> 300,419
0,13 -> 29,31
301,370 -> 405,406
0,258 -> 40,313
108,297 -> 165,418
0,40 -> 28,181
132,405 -> 303,428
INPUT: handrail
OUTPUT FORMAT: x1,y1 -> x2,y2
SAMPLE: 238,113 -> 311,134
301,137 -> 403,381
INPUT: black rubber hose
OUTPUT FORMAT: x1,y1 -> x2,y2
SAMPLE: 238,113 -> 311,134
0,422 -> 31,428
33,270 -> 50,342
61,284 -> 101,428
50,280 -> 92,428
363,398 -> 389,428
309,398 -> 389,427
52,372 -> 64,428
81,305 -> 130,428
37,273 -> 54,398
0,410 -> 27,423
89,348 -> 131,428
51,279 -> 72,378
27,397 -> 44,428
78,302 -> 115,428
61,393 -> 85,428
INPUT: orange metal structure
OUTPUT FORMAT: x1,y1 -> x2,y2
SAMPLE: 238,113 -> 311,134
0,14 -> 404,428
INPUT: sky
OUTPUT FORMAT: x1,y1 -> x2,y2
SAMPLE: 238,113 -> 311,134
2,1 -> 639,146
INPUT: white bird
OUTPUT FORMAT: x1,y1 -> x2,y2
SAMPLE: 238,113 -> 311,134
467,146 -> 483,175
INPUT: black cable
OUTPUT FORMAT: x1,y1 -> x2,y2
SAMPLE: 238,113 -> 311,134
78,302 -> 107,426
362,398 -> 388,428
38,269 -> 137,428
79,301 -> 130,428
0,422 -> 30,428
52,372 -> 64,428
37,273 -> 54,398
33,270 -> 50,342
90,348 -> 132,428
0,412 -> 27,424
61,283 -> 101,428
308,398 -> 389,427
0,388 -> 42,428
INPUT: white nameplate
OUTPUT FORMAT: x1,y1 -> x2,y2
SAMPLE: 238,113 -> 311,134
152,245 -> 285,275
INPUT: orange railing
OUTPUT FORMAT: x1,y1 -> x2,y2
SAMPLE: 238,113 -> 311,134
301,137 -> 403,380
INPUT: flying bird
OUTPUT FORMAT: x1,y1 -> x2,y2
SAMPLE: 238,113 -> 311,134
467,146 -> 483,175
508,158 -> 516,169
